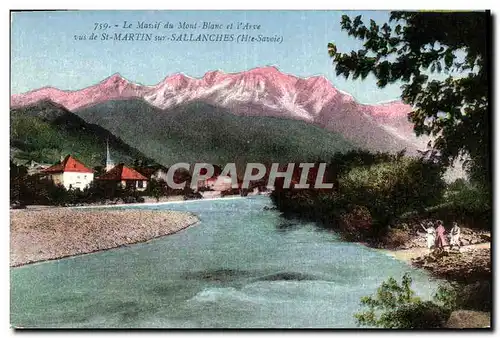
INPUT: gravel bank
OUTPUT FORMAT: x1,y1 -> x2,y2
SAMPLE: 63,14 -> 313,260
10,208 -> 199,267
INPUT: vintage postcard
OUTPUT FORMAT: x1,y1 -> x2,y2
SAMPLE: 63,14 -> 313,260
9,10 -> 491,329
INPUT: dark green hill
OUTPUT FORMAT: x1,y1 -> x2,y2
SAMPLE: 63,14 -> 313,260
75,99 -> 355,167
10,100 -> 153,167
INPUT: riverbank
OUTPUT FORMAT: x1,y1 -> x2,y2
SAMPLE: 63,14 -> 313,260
375,227 -> 491,283
15,194 -> 250,211
10,208 -> 199,267
375,229 -> 491,328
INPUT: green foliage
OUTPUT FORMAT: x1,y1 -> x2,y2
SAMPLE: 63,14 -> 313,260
271,150 -> 446,239
446,178 -> 469,192
328,11 -> 490,188
76,100 -> 355,169
338,205 -> 373,241
355,273 -> 452,328
10,174 -> 68,206
397,177 -> 491,229
446,183 -> 491,214
340,155 -> 445,227
433,284 -> 459,312
145,178 -> 168,202
10,101 -> 152,167
424,179 -> 492,229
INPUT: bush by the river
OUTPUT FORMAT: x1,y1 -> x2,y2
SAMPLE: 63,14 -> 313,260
355,269 -> 492,329
436,180 -> 491,229
340,155 -> 445,225
398,178 -> 492,230
270,150 -> 446,240
355,273 -> 454,328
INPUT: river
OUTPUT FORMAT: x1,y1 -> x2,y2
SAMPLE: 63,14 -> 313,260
10,196 -> 439,328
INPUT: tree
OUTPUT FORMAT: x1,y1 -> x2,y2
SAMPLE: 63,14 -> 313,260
354,273 -> 453,328
146,178 -> 166,202
328,12 -> 490,189
10,161 -> 28,179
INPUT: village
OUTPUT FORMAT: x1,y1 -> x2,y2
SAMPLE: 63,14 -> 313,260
10,143 -> 269,208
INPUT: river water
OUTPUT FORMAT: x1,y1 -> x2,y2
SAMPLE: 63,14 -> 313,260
11,196 -> 439,328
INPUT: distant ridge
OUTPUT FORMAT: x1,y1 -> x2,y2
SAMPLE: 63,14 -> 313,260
10,100 -> 153,167
11,66 -> 429,154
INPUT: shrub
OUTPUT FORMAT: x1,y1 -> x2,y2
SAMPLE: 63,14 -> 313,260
392,301 -> 449,328
355,273 -> 452,328
145,178 -> 168,202
122,196 -> 137,204
338,205 -> 372,240
422,182 -> 492,229
340,156 -> 445,228
447,178 -> 469,192
381,228 -> 412,249
270,150 -> 446,240
433,283 -> 459,312
446,184 -> 491,214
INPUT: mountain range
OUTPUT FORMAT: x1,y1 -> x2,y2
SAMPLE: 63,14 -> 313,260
11,67 -> 438,172
11,66 -> 430,157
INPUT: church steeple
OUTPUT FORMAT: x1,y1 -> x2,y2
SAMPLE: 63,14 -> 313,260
106,139 -> 114,172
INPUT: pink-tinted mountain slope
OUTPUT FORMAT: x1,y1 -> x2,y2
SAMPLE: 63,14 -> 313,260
11,74 -> 153,111
11,66 -> 428,154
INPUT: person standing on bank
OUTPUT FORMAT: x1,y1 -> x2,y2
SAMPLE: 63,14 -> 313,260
449,222 -> 461,250
421,221 -> 436,253
435,220 -> 448,252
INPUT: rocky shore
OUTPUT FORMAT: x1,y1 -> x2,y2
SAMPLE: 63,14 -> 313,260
411,246 -> 491,283
10,208 -> 199,267
381,226 -> 491,283
379,226 -> 491,328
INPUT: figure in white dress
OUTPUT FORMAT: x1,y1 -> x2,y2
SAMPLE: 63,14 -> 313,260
421,222 -> 436,253
449,222 -> 461,250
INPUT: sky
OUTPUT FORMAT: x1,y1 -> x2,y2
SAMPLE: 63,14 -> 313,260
11,10 -> 405,104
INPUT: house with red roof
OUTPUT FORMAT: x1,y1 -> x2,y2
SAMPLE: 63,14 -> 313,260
96,163 -> 148,191
42,155 -> 94,190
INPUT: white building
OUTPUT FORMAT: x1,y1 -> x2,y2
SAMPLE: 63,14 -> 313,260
42,155 -> 94,190
151,167 -> 169,182
205,175 -> 234,191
